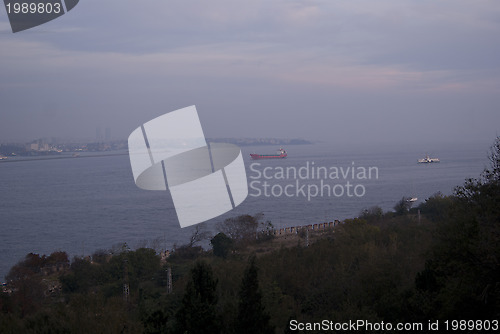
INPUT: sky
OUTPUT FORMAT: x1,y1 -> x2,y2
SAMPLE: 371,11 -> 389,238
0,0 -> 499,146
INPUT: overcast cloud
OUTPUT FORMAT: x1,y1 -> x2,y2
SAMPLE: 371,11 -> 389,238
0,0 -> 499,145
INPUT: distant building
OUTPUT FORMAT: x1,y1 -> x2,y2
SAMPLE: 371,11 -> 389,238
105,127 -> 111,142
27,142 -> 38,151
39,143 -> 49,151
96,127 -> 102,142
26,140 -> 49,152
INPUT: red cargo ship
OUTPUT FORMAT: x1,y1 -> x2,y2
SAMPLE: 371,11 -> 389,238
250,148 -> 287,160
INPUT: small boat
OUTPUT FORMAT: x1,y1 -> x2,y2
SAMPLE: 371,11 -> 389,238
418,154 -> 440,163
250,148 -> 287,160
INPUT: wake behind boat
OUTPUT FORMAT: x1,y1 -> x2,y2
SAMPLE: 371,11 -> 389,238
250,148 -> 287,160
418,154 -> 440,163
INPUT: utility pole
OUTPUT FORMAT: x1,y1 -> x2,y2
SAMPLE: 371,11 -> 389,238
123,259 -> 130,302
167,267 -> 172,294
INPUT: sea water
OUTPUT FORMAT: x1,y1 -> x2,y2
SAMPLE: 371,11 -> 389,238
0,141 -> 491,280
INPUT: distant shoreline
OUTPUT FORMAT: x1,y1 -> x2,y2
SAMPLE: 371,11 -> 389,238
0,152 -> 128,163
0,138 -> 313,163
207,138 -> 314,146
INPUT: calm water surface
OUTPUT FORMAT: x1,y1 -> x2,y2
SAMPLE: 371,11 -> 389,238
0,141 -> 490,280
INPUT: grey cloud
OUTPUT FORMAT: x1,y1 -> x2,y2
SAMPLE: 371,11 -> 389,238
0,0 -> 499,144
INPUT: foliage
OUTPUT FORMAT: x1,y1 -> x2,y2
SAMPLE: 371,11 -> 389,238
210,233 -> 233,259
187,223 -> 212,247
169,245 -> 204,260
91,249 -> 110,264
173,261 -> 220,334
216,214 -> 259,246
235,256 -> 274,334
6,252 -> 69,282
256,220 -> 276,242
5,252 -> 69,317
359,206 -> 383,222
414,136 -> 500,319
139,289 -> 180,334
417,192 -> 454,222
393,196 -> 413,215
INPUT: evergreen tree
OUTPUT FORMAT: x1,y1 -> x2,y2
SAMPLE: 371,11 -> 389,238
211,233 -> 233,258
236,257 -> 274,334
173,261 -> 220,334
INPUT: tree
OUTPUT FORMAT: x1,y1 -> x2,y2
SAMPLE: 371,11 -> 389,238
210,233 -> 233,259
216,214 -> 259,245
173,262 -> 220,334
5,253 -> 52,317
45,251 -> 69,266
359,206 -> 383,222
417,192 -> 454,222
60,257 -> 96,293
257,220 -> 275,242
484,135 -> 500,183
188,223 -> 211,248
393,197 -> 412,215
235,257 -> 274,334
127,248 -> 161,287
91,249 -> 109,264
142,308 -> 170,334
414,137 -> 500,319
